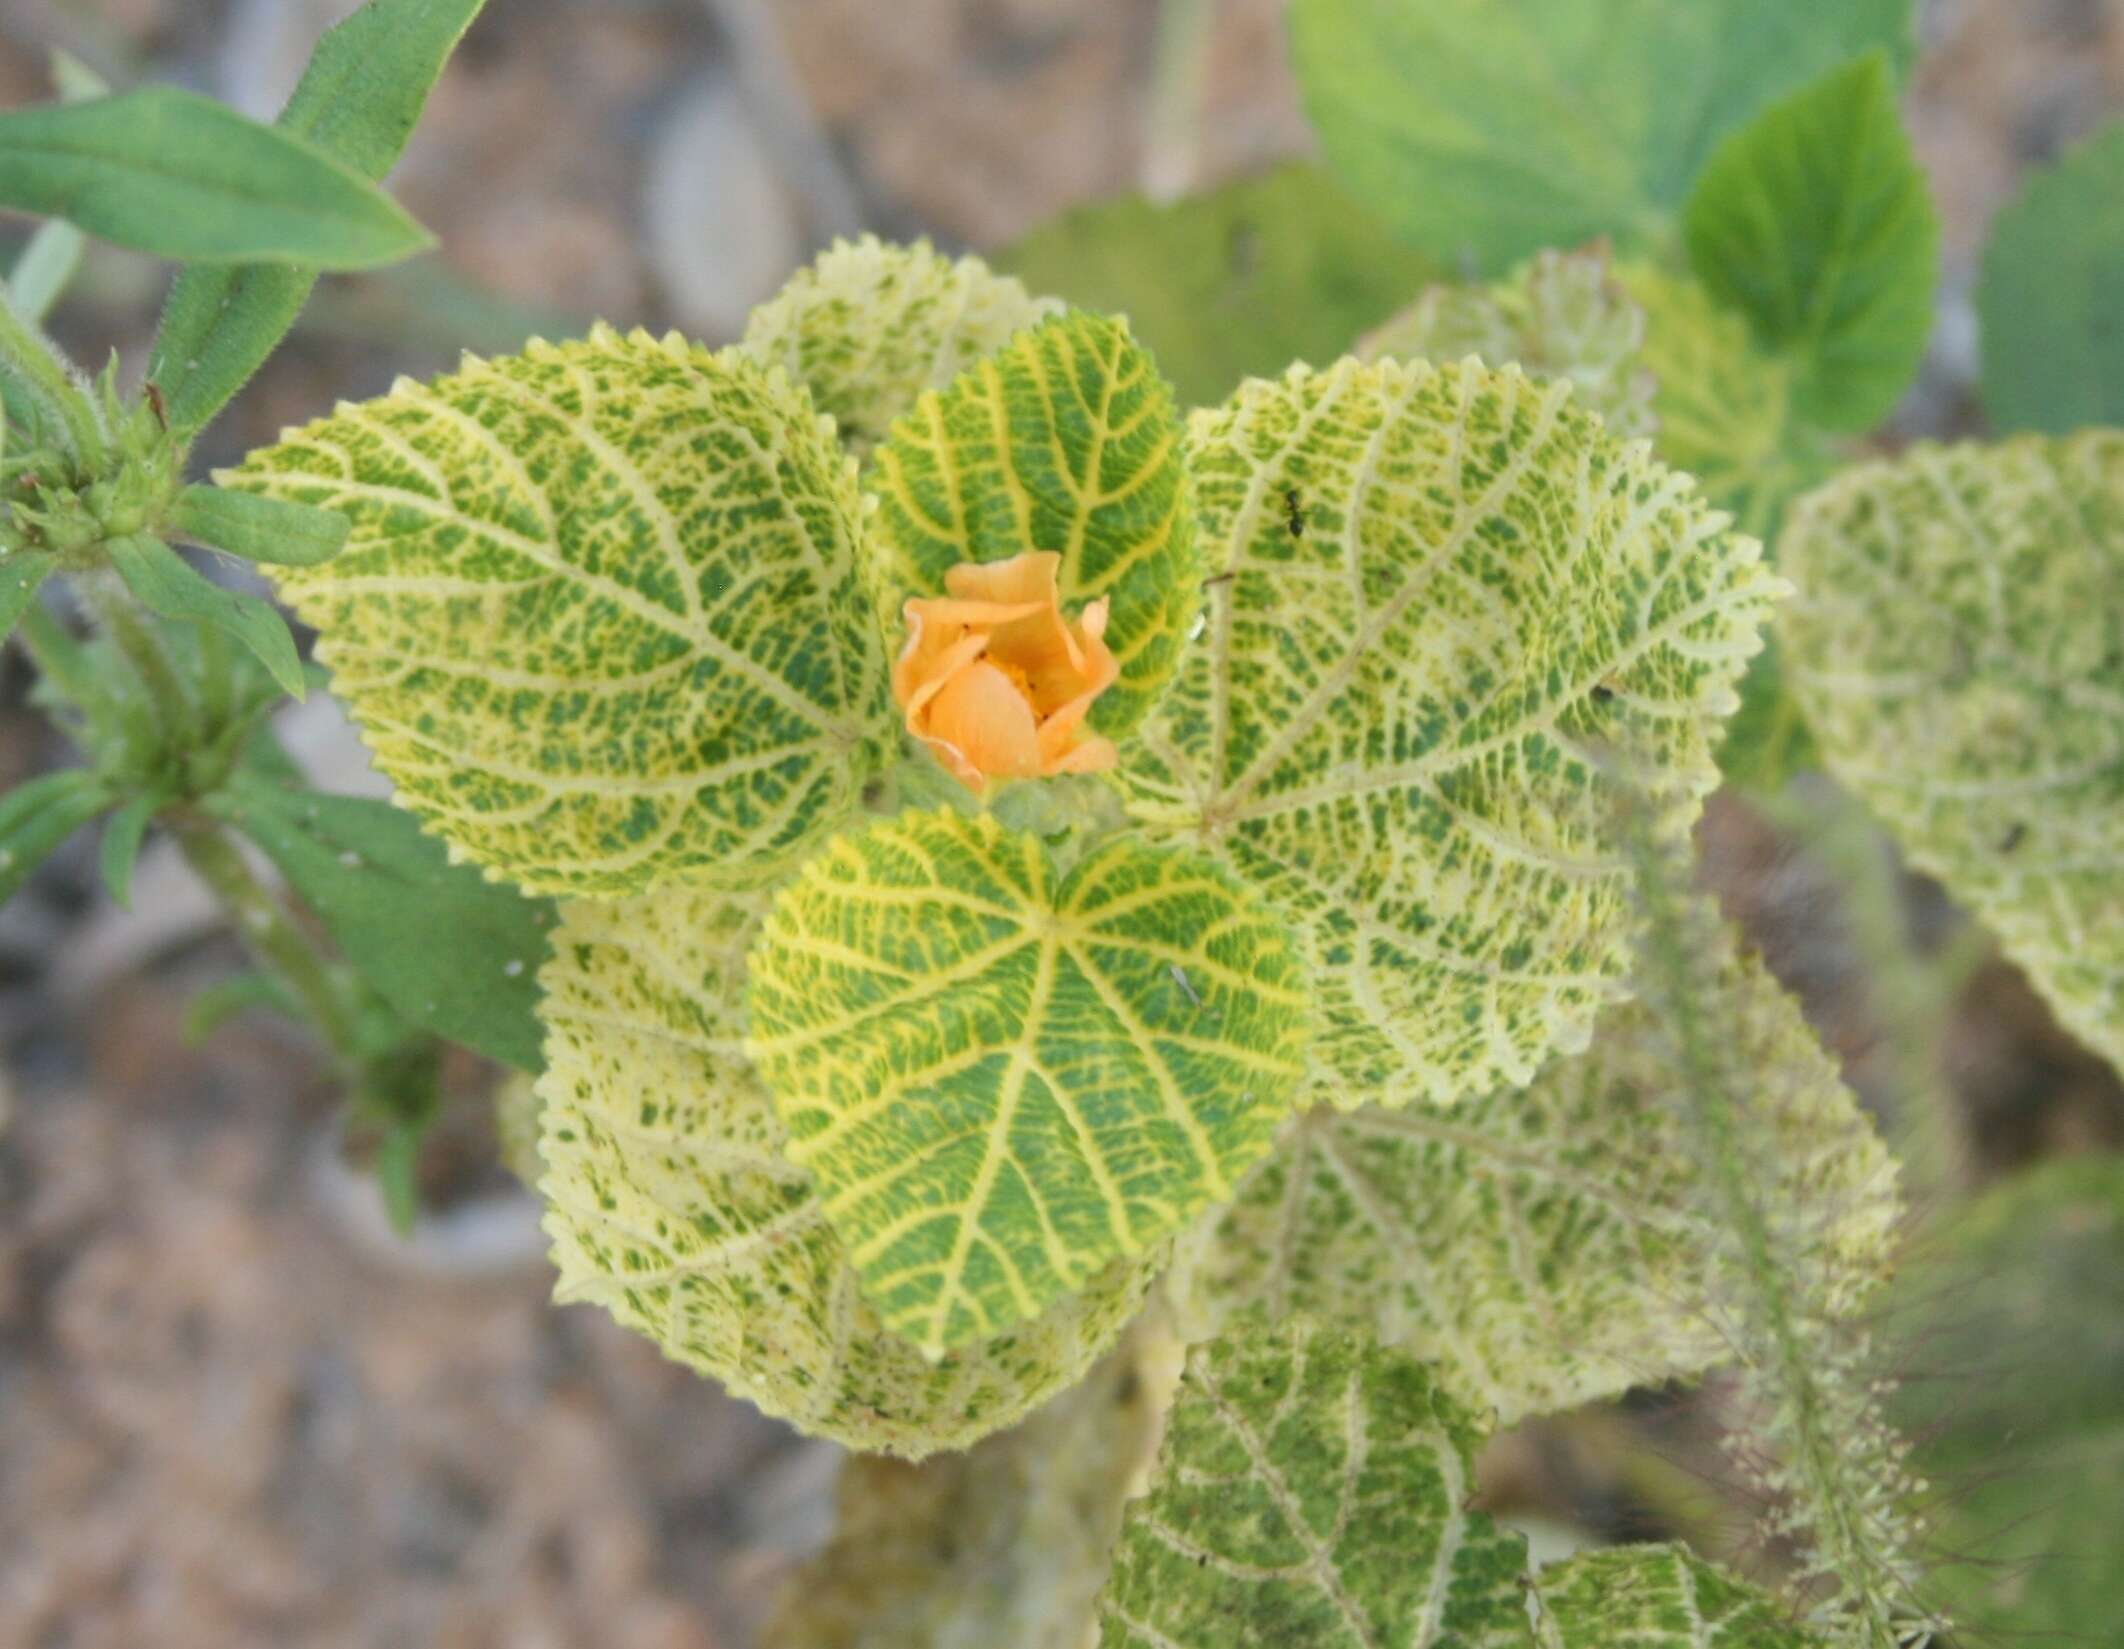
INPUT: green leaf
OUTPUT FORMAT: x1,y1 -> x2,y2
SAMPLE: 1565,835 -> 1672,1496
1532,1545 -> 1830,1648
1980,122 -> 2124,435
1884,1157 -> 2124,1640
1617,262 -> 1837,540
1290,0 -> 1914,270
1358,246 -> 1658,438
536,882 -> 1162,1456
352,1035 -> 442,1236
1716,633 -> 1820,792
997,164 -> 1439,411
0,554 -> 54,645
1122,358 -> 1781,1109
169,483 -> 349,567
149,0 -> 488,436
1781,433 -> 2124,1072
222,327 -> 896,897
105,532 -> 306,700
1681,52 -> 1938,432
1096,1319 -> 1532,1649
746,809 -> 1309,1357
214,774 -> 557,1072
1170,948 -> 1899,1426
0,87 -> 431,269
97,791 -> 158,908
764,1326 -> 1176,1649
0,768 -> 112,904
866,310 -> 1198,736
740,236 -> 1062,454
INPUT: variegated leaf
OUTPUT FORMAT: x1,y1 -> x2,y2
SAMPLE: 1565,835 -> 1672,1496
1533,1545 -> 1828,1649
535,884 -> 1158,1457
1359,246 -> 1658,439
740,236 -> 1061,455
1096,1319 -> 1533,1649
225,325 -> 895,896
1123,358 -> 1780,1109
1782,434 -> 2124,1071
865,310 -> 1199,735
745,809 -> 1309,1357
1170,948 -> 1900,1426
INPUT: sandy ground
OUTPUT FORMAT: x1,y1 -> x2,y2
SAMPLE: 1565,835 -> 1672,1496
2,1 -> 2122,1643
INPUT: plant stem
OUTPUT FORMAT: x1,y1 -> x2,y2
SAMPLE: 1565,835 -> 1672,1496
1143,0 -> 1214,200
165,811 -> 363,1064
77,570 -> 196,747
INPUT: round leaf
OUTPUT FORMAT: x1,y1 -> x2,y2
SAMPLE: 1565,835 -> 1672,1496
1122,357 -> 1781,1109
1782,433 -> 2124,1071
223,326 -> 897,896
740,235 -> 1062,455
746,810 -> 1310,1357
535,884 -> 1159,1458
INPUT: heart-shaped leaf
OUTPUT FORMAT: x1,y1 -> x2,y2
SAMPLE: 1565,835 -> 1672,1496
536,883 -> 1160,1456
223,326 -> 896,896
746,809 -> 1309,1357
1123,357 -> 1780,1109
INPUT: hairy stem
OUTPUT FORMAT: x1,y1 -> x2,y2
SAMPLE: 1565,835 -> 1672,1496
1628,814 -> 1936,1648
165,811 -> 364,1063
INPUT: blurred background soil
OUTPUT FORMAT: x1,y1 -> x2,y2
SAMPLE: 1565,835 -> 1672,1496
0,1 -> 2120,1644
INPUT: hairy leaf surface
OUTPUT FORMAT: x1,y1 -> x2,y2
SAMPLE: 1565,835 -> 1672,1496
1533,1545 -> 1826,1648
1783,434 -> 2124,1070
1358,246 -> 1657,438
1290,0 -> 1913,270
1172,949 -> 1899,1424
536,884 -> 1159,1456
740,236 -> 1061,455
1682,53 -> 1938,432
865,310 -> 1198,735
1123,358 -> 1780,1108
747,810 -> 1307,1356
226,326 -> 896,896
999,163 -> 1439,411
1096,1319 -> 1531,1649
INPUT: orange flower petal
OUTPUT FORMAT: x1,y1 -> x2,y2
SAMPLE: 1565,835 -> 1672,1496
923,660 -> 1043,787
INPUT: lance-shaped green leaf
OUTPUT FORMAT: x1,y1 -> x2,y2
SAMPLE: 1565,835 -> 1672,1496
150,0 -> 488,435
1170,948 -> 1899,1425
865,310 -> 1198,736
1980,122 -> 2124,436
1122,358 -> 1781,1110
0,768 -> 112,905
1782,433 -> 2124,1071
0,87 -> 430,269
1682,52 -> 1939,433
1096,1319 -> 1532,1649
211,773 -> 557,1072
1290,0 -> 1914,271
1532,1545 -> 1829,1649
0,554 -> 54,645
1358,245 -> 1658,438
169,484 -> 349,568
764,1322 -> 1179,1649
222,327 -> 897,897
746,810 -> 1309,1357
740,236 -> 1062,455
537,882 -> 1161,1456
105,533 -> 307,700
999,163 -> 1440,412
97,791 -> 161,909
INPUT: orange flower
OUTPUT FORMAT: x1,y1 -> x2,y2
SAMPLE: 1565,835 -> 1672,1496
893,551 -> 1119,791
